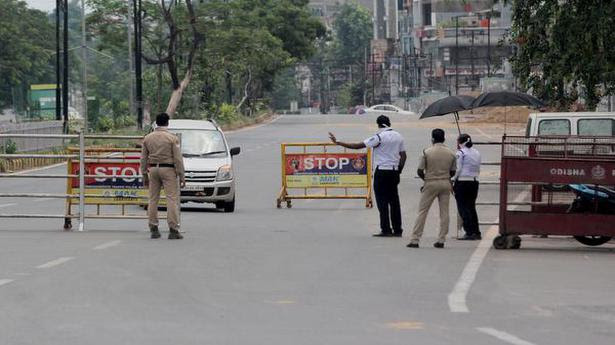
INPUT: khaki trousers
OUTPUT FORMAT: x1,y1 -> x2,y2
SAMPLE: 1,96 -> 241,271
148,167 -> 180,230
410,179 -> 452,244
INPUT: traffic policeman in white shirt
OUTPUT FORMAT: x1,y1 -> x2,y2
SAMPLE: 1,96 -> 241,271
329,115 -> 407,237
452,133 -> 482,240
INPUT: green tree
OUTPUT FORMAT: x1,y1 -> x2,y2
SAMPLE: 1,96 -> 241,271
87,0 -> 324,119
509,0 -> 615,110
330,1 -> 372,65
0,0 -> 55,109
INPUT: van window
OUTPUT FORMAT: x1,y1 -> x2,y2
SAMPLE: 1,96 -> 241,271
578,119 -> 615,136
538,119 -> 571,135
525,118 -> 532,137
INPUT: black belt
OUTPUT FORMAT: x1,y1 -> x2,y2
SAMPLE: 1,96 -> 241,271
149,163 -> 174,168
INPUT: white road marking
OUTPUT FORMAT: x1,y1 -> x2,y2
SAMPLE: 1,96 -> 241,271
34,198 -> 53,202
13,162 -> 66,175
93,240 -> 122,250
448,225 -> 498,313
477,327 -> 537,345
0,203 -> 17,208
474,128 -> 494,140
226,115 -> 282,134
449,190 -> 530,313
0,279 -> 14,287
36,257 -> 74,269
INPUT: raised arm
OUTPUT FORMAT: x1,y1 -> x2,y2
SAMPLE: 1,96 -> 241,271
328,132 -> 366,149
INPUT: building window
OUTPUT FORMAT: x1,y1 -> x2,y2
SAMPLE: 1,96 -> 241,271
423,3 -> 432,26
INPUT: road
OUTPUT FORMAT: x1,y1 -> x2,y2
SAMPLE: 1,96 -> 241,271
1,114 -> 614,345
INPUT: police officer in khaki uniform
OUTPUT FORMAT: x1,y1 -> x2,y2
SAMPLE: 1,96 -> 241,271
141,113 -> 186,239
407,129 -> 456,248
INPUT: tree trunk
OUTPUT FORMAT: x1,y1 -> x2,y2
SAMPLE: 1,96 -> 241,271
165,68 -> 193,116
236,68 -> 252,113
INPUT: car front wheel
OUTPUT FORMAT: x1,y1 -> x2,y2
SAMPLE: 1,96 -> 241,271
216,198 -> 235,213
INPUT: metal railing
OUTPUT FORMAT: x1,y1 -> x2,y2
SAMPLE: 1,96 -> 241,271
0,132 -> 157,231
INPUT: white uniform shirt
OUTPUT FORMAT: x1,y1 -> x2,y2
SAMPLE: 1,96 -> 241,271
454,146 -> 481,180
363,128 -> 406,169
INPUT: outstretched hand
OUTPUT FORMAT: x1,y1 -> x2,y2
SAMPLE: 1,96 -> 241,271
328,132 -> 337,144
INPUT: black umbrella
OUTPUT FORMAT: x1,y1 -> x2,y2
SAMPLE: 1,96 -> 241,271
471,91 -> 545,108
471,91 -> 545,133
420,95 -> 475,134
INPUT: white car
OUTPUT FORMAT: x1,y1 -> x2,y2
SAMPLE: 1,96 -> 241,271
364,104 -> 417,116
164,119 -> 240,212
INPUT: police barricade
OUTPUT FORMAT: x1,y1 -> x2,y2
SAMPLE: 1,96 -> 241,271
0,132 -> 171,232
276,142 -> 373,208
63,145 -> 159,230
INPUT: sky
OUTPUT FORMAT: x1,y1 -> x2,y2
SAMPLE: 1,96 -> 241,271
25,0 -> 57,12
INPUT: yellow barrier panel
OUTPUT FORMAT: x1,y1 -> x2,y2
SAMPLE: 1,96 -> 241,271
64,147 -> 167,230
276,142 -> 373,208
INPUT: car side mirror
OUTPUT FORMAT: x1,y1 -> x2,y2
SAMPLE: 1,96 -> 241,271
230,147 -> 241,156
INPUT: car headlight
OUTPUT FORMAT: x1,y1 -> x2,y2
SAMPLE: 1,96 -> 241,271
216,165 -> 233,181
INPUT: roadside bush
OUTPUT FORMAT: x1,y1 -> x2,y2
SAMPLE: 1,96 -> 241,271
2,139 -> 17,154
114,115 -> 136,129
216,103 -> 240,124
95,116 -> 114,133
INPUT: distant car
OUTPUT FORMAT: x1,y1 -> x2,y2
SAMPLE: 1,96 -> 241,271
364,104 -> 417,116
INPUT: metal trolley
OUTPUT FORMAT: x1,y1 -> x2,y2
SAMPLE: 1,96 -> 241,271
495,136 -> 615,249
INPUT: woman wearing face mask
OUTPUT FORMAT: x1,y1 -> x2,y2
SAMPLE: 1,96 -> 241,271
453,134 -> 482,240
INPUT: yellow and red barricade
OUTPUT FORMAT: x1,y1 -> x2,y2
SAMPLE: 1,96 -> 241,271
276,142 -> 373,208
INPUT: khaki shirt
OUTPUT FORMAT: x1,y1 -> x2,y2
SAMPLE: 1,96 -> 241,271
418,143 -> 456,181
140,127 -> 185,179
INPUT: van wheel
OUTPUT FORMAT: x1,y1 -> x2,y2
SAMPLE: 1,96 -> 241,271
574,236 -> 611,246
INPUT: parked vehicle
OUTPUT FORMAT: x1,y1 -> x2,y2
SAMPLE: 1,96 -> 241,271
165,119 -> 240,212
525,112 -> 615,137
364,104 -> 417,116
567,184 -> 615,246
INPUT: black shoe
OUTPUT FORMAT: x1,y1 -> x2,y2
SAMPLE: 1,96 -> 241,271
392,232 -> 403,237
168,230 -> 183,240
406,242 -> 419,248
150,226 -> 161,239
373,232 -> 393,237
475,233 -> 482,240
458,234 -> 478,241
433,242 -> 444,248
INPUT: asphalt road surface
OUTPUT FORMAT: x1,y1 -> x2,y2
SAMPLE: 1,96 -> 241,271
1,114 -> 614,345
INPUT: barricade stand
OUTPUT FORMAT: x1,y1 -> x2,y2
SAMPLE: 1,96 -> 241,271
63,145 -> 158,230
276,142 -> 373,208
0,132 -> 171,231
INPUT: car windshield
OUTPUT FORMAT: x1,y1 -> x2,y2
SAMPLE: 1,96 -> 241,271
170,129 -> 227,157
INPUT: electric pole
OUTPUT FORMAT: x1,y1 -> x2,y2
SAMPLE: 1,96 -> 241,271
62,0 -> 69,133
455,16 -> 459,95
133,0 -> 143,129
470,30 -> 475,91
126,17 -> 135,116
55,0 -> 61,121
81,0 -> 88,133
487,10 -> 491,77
